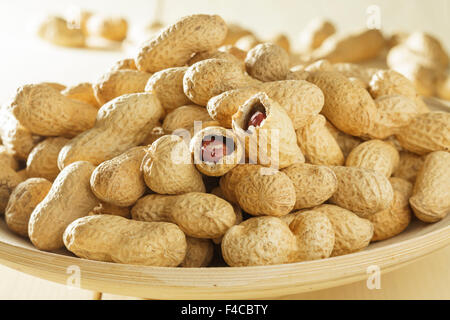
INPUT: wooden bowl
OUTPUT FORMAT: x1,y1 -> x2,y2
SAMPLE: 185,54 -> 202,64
0,98 -> 448,300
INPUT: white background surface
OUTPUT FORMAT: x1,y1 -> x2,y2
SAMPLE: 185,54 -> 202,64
0,0 -> 448,299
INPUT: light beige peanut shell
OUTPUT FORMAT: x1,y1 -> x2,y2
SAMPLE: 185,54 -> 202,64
306,71 -> 378,137
393,151 -> 424,182
289,210 -> 335,261
94,69 -> 152,106
304,59 -> 335,73
162,105 -> 212,133
332,63 -> 379,87
145,67 -> 192,112
221,216 -> 298,266
232,93 -> 304,169
368,69 -> 417,99
90,147 -> 147,207
369,177 -> 412,241
312,204 -> 374,257
369,95 -> 421,139
409,151 -> 450,222
404,32 -> 449,69
58,93 -> 164,168
65,8 -> 92,36
0,145 -> 19,171
281,163 -> 338,210
330,166 -> 394,217
86,15 -> 128,41
296,114 -> 344,166
298,18 -> 336,52
395,112 -> 450,155
28,161 -> 98,251
285,68 -> 309,81
38,16 -> 85,47
62,82 -> 100,108
63,215 -> 186,266
234,166 -> 296,217
109,58 -> 137,72
312,29 -> 385,63
136,14 -> 228,73
180,237 -> 214,268
26,137 -> 69,181
190,126 -> 244,176
188,50 -> 244,68
141,135 -> 205,194
90,201 -> 131,218
346,139 -> 400,177
219,164 -> 256,204
0,162 -> 25,214
245,43 -> 290,82
0,107 -> 41,160
132,192 -> 236,239
16,169 -> 28,181
8,83 -> 98,137
5,178 -> 52,237
324,121 -> 362,157
41,82 -> 67,91
183,58 -> 261,106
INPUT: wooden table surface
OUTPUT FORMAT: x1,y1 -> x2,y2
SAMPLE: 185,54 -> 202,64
0,2 -> 448,300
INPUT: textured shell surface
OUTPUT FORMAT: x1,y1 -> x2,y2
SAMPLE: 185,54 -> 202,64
369,177 -> 412,241
306,71 -> 377,137
395,112 -> 450,155
58,93 -> 164,168
28,161 -> 98,251
221,216 -> 298,267
281,163 -> 338,210
90,146 -> 147,207
162,105 -> 212,133
63,215 -> 187,267
330,166 -> 394,217
296,114 -> 344,166
289,210 -> 335,261
136,14 -> 228,73
5,178 -> 52,237
181,237 -> 214,268
410,151 -> 450,222
9,83 -> 98,137
345,139 -> 400,177
312,204 -> 374,257
141,135 -> 205,194
145,67 -> 192,112
245,43 -> 290,82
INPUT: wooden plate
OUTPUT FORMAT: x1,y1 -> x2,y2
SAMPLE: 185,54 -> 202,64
0,98 -> 448,300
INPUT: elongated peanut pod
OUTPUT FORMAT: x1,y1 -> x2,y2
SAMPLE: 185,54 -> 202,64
141,135 -> 205,194
245,43 -> 290,82
86,15 -> 128,41
145,67 -> 192,112
395,112 -> 450,155
5,178 -> 52,237
0,162 -> 25,214
38,16 -> 85,47
183,58 -> 261,106
131,193 -> 236,239
281,163 -> 338,210
181,237 -> 214,268
162,105 -> 212,133
90,147 -> 147,207
330,166 -> 394,218
62,82 -> 100,108
28,161 -> 98,251
9,84 -> 98,137
136,14 -> 228,73
307,71 -> 378,137
93,69 -> 152,106
64,215 -> 186,267
232,92 -> 304,169
410,151 -> 450,222
58,93 -> 164,169
346,139 -> 400,177
190,126 -> 244,176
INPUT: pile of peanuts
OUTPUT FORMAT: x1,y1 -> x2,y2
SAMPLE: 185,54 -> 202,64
1,14 -> 449,268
